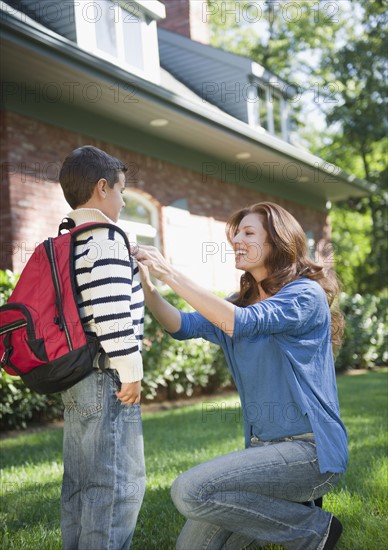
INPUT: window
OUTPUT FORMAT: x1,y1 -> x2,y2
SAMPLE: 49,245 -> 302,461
119,191 -> 159,248
95,0 -> 117,58
122,12 -> 144,71
249,82 -> 290,141
305,230 -> 316,260
272,92 -> 282,138
74,0 -> 162,82
257,85 -> 268,131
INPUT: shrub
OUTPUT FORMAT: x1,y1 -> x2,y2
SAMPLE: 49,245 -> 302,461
0,372 -> 64,430
141,290 -> 232,400
335,291 -> 388,371
0,269 -> 19,302
0,271 -> 231,428
0,270 -> 64,430
1,268 -> 386,429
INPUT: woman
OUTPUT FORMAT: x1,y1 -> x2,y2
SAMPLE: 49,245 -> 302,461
135,202 -> 347,550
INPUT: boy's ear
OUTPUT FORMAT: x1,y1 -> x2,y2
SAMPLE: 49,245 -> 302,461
96,178 -> 108,199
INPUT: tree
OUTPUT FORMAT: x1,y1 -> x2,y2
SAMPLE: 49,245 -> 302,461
208,0 -> 387,292
317,0 -> 387,292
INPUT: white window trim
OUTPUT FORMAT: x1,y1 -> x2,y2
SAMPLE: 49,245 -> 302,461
266,86 -> 274,135
119,190 -> 160,249
248,81 -> 290,142
115,0 -> 166,20
280,98 -> 290,141
74,0 -> 161,83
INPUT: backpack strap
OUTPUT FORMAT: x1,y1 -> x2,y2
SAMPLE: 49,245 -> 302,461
58,217 -> 76,235
68,222 -> 131,392
58,220 -> 132,258
70,223 -> 132,258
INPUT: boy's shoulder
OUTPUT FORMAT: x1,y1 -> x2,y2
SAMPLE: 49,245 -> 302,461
84,223 -> 126,241
73,224 -> 132,264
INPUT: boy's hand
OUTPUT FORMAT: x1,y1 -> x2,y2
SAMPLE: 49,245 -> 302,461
116,381 -> 141,404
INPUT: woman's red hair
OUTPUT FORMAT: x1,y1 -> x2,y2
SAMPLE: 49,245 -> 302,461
226,202 -> 344,351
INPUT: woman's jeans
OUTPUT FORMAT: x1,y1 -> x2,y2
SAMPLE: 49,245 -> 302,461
61,370 -> 146,550
171,436 -> 341,550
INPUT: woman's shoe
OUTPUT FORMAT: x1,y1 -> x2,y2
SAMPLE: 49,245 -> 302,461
323,515 -> 343,549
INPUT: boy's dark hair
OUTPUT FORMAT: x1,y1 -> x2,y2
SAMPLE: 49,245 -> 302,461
59,145 -> 127,209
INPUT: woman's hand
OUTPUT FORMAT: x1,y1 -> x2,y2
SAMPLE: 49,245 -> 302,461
134,245 -> 174,283
135,245 -> 235,335
136,260 -> 155,293
135,247 -> 182,332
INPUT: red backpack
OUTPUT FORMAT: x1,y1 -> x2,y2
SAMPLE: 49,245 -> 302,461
0,220 -> 132,394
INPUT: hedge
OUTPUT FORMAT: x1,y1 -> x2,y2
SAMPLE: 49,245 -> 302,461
335,291 -> 387,371
0,269 -> 386,430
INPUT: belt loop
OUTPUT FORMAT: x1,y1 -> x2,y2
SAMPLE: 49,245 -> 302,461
250,432 -> 314,446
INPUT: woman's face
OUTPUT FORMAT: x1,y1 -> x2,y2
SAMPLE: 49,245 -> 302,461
232,213 -> 271,280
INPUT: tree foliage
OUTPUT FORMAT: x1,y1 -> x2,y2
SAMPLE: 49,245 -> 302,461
317,1 -> 387,292
208,0 -> 387,292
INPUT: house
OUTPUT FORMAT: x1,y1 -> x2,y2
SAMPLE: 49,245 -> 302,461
0,0 -> 371,291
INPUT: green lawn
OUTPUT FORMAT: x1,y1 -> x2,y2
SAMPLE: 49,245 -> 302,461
1,370 -> 387,549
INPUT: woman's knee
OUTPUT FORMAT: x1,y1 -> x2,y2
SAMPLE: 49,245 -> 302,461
171,472 -> 192,514
171,470 -> 209,517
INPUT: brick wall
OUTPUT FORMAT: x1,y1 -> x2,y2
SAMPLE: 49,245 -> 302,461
0,111 -> 330,273
0,112 -> 13,262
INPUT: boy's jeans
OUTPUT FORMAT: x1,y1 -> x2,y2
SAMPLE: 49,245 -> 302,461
172,437 -> 341,550
61,370 -> 146,550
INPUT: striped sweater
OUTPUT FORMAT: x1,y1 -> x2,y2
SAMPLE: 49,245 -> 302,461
68,208 -> 144,383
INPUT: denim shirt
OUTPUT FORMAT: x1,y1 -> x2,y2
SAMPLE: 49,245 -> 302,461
170,278 -> 348,474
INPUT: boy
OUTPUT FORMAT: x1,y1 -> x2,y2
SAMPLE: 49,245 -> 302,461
58,145 -> 145,550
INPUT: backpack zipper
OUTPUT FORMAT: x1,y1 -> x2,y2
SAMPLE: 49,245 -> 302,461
0,319 -> 27,336
0,304 -> 36,340
47,238 -> 73,351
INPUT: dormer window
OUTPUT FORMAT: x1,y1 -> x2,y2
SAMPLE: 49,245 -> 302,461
248,81 -> 291,142
74,0 -> 165,82
95,1 -> 144,70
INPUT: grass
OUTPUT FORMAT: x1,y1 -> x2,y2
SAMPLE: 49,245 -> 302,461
0,370 -> 387,549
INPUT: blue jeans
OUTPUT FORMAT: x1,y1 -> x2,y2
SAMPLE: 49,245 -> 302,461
171,437 -> 341,550
61,370 -> 146,550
